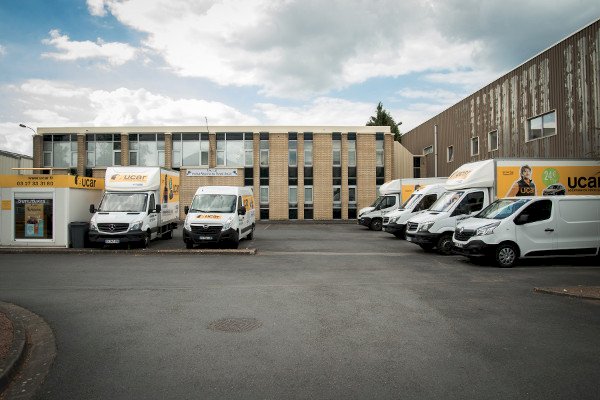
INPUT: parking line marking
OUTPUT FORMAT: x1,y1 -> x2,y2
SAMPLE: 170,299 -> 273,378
258,251 -> 415,256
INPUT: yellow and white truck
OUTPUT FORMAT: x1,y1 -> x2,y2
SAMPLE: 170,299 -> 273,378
88,167 -> 180,248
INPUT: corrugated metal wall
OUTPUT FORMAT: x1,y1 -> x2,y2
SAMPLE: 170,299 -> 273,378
401,20 -> 600,177
0,153 -> 34,175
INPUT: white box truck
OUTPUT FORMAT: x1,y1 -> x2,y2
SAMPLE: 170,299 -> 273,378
183,185 -> 255,249
452,195 -> 600,267
89,167 -> 180,248
405,159 -> 600,254
382,184 -> 446,239
358,177 -> 446,231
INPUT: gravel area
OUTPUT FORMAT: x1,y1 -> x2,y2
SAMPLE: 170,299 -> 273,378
0,311 -> 13,360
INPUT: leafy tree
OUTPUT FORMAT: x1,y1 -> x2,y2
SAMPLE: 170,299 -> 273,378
366,102 -> 401,142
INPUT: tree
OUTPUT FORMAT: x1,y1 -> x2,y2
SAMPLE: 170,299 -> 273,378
366,102 -> 401,142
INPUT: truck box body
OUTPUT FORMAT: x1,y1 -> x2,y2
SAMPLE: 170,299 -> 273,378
357,177 -> 446,231
405,159 -> 599,254
89,167 -> 180,247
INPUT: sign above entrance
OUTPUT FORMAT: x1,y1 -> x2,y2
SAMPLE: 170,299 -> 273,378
0,175 -> 104,190
186,169 -> 239,177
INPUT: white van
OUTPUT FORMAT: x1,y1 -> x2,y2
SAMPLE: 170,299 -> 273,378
183,186 -> 255,249
452,196 -> 600,267
382,184 -> 446,239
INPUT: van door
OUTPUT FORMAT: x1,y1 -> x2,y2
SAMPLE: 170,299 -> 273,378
380,195 -> 397,213
555,198 -> 600,253
514,199 -> 556,256
147,193 -> 158,236
237,195 -> 248,235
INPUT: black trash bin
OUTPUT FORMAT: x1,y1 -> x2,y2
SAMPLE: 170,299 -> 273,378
69,222 -> 89,248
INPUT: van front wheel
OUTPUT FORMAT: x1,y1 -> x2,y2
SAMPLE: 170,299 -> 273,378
370,219 -> 382,231
436,233 -> 454,255
495,243 -> 518,268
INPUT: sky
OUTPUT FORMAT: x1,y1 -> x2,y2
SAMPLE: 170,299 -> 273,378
0,0 -> 598,157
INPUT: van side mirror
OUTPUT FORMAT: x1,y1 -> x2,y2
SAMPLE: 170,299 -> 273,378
89,204 -> 96,213
515,214 -> 528,225
184,206 -> 189,215
239,206 -> 246,216
154,204 -> 161,213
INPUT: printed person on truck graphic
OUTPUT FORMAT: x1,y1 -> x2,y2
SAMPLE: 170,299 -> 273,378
506,165 -> 537,197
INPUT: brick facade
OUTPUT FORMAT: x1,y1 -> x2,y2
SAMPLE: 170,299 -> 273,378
356,134 -> 376,211
268,133 -> 288,220
313,133 -> 333,220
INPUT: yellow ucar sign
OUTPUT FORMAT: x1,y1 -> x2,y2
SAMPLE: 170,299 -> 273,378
497,165 -> 600,197
0,175 -> 104,190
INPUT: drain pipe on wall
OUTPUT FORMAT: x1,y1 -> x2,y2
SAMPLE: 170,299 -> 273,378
434,124 -> 438,177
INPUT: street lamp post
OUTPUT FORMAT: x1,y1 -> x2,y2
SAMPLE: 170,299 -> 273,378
19,123 -> 36,134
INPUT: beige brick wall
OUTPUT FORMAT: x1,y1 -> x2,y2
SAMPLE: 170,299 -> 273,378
164,133 -> 172,168
77,134 -> 86,176
209,134 -> 217,168
178,170 -> 245,220
313,133 -> 333,220
297,136 -> 305,219
268,133 -> 288,220
357,134 -> 376,211
92,169 -> 106,179
384,134 -> 393,182
253,133 -> 261,219
33,135 -> 43,173
120,133 -> 129,166
341,134 -> 348,219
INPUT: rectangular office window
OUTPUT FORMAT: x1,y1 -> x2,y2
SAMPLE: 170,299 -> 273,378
304,138 -> 313,166
43,134 -> 77,168
333,186 -> 341,206
289,186 -> 298,220
488,130 -> 498,151
348,185 -> 357,219
129,133 -> 165,166
471,137 -> 479,156
260,137 -> 269,167
332,138 -> 341,166
86,134 -> 121,167
14,196 -> 53,240
289,137 -> 297,167
172,133 -> 209,167
447,146 -> 454,162
413,156 -> 422,178
348,137 -> 356,167
376,138 -> 384,167
527,111 -> 556,141
423,145 -> 433,155
217,132 -> 247,167
260,185 -> 269,220
244,132 -> 253,167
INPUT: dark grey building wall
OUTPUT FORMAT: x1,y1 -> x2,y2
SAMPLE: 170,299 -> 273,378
401,19 -> 600,178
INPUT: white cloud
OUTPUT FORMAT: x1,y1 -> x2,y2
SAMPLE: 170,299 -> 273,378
87,0 -> 108,16
0,44 -> 6,57
42,29 -> 138,66
0,123 -> 34,156
397,89 -> 465,104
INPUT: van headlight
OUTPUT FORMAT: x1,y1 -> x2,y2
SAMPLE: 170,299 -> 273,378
183,219 -> 191,231
475,222 -> 500,236
130,221 -> 143,231
222,216 -> 234,231
389,216 -> 398,223
418,221 -> 434,232
89,221 -> 98,231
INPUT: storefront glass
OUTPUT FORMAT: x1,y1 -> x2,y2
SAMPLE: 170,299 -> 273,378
14,198 -> 53,239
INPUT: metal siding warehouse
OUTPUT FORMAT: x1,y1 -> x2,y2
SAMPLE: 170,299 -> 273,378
31,126 -> 401,221
400,19 -> 600,178
0,150 -> 33,175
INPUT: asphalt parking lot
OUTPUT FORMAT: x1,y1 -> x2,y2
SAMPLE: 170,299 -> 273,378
1,223 -> 599,400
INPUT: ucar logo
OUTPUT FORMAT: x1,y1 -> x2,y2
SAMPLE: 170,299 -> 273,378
110,174 -> 148,183
74,176 -> 97,188
567,175 -> 599,189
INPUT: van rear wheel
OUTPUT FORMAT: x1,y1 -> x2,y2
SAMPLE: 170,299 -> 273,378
495,243 -> 518,268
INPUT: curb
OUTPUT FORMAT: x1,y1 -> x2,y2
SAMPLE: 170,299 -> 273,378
534,287 -> 600,301
0,248 -> 256,255
0,307 -> 26,393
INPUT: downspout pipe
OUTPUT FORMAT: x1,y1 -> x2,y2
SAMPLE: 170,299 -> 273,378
434,124 -> 438,177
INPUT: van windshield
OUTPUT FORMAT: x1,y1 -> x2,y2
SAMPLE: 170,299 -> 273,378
400,194 -> 422,210
370,196 -> 383,208
100,193 -> 148,212
189,194 -> 237,213
429,191 -> 464,212
475,198 -> 531,220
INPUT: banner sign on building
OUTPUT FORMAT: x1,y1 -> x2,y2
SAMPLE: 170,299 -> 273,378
186,169 -> 238,177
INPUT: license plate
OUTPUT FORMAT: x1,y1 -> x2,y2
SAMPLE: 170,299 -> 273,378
198,236 -> 212,240
455,242 -> 464,248
105,239 -> 120,244
406,236 -> 413,242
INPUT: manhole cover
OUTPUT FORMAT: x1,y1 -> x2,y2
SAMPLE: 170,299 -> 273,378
207,318 -> 262,333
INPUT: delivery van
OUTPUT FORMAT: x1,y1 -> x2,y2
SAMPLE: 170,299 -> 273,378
89,167 -> 180,248
405,159 -> 600,254
452,196 -> 600,267
183,186 -> 255,249
358,177 -> 446,231
382,184 -> 446,239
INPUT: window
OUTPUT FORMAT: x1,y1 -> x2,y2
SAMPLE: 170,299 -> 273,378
348,135 -> 356,167
527,111 -> 556,141
43,134 -> 77,168
172,133 -> 209,167
86,134 -> 121,167
348,186 -> 357,205
260,136 -> 269,167
14,196 -> 53,239
454,191 -> 485,215
289,186 -> 298,220
423,146 -> 433,155
415,194 -> 438,211
333,186 -> 341,206
376,137 -> 384,166
260,186 -> 269,205
304,137 -> 313,166
332,138 -> 341,166
244,133 -> 253,167
517,199 -> 552,224
447,146 -> 454,162
289,135 -> 297,166
217,132 -> 249,167
304,186 -> 313,204
129,133 -> 165,166
471,137 -> 479,156
488,130 -> 498,151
